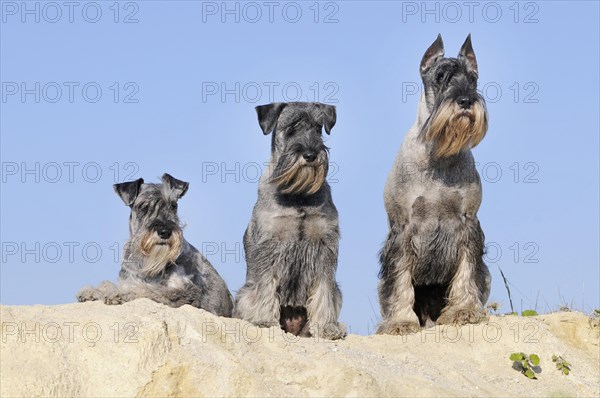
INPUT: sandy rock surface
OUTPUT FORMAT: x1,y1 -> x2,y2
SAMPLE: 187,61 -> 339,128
1,299 -> 598,397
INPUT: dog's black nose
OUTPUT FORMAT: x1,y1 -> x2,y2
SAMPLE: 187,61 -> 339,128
457,96 -> 472,109
157,227 -> 172,239
303,151 -> 317,162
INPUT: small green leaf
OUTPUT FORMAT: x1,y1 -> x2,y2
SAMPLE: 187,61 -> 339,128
522,310 -> 539,316
510,353 -> 522,361
530,354 -> 540,366
563,368 -> 570,375
552,355 -> 558,362
525,369 -> 536,379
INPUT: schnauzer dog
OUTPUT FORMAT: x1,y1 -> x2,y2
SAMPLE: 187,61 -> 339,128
234,102 -> 346,340
77,173 -> 233,317
378,34 -> 491,335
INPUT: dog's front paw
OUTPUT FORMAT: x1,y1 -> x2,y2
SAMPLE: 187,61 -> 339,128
76,286 -> 102,302
437,307 -> 487,326
311,322 -> 347,340
376,320 -> 420,335
102,289 -> 136,305
103,293 -> 124,305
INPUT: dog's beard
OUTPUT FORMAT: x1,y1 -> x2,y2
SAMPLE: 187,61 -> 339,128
425,99 -> 488,158
136,229 -> 183,277
271,151 -> 328,195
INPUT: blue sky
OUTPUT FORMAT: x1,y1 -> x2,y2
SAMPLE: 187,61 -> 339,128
1,1 -> 598,335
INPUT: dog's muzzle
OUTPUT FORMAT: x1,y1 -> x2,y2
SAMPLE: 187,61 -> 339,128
271,150 -> 329,195
425,98 -> 488,158
136,222 -> 183,277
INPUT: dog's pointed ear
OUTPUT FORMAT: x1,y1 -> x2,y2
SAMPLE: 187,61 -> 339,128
114,178 -> 144,206
162,173 -> 189,199
256,103 -> 287,135
458,33 -> 478,75
420,34 -> 445,75
318,104 -> 337,135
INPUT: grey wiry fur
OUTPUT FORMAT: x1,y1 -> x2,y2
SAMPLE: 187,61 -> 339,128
234,102 -> 346,340
378,35 -> 491,335
77,173 -> 233,317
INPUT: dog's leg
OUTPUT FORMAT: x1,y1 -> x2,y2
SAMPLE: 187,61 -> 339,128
234,226 -> 281,327
377,228 -> 421,335
377,264 -> 420,334
437,220 -> 488,325
305,277 -> 346,340
477,258 -> 492,306
99,280 -> 142,305
98,277 -> 203,308
234,275 -> 281,328
436,252 -> 485,325
151,284 -> 203,308
76,280 -> 120,303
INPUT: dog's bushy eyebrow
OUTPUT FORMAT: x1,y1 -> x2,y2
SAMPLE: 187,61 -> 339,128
431,60 -> 460,79
281,114 -> 323,134
279,111 -> 309,129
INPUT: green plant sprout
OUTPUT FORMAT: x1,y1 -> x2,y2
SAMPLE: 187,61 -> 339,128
521,309 -> 538,316
552,355 -> 571,375
510,352 -> 540,379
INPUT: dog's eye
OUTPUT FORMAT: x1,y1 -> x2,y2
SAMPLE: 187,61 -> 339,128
170,202 -> 178,211
134,204 -> 146,215
435,71 -> 446,83
285,128 -> 296,137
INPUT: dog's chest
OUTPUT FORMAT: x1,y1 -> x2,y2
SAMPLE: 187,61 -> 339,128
260,206 -> 335,242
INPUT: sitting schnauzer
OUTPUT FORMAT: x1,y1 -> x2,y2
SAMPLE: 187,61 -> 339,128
378,35 -> 491,335
234,102 -> 346,340
77,173 -> 233,317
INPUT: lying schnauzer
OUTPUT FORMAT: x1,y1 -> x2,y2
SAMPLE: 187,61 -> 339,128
234,102 -> 346,339
378,35 -> 491,335
77,173 -> 233,317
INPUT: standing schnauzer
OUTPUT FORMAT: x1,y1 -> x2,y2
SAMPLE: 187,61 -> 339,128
77,173 -> 233,317
378,34 -> 491,335
234,102 -> 346,340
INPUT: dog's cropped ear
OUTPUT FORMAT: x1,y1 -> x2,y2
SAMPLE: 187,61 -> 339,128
458,33 -> 478,75
114,178 -> 144,206
420,34 -> 445,75
162,173 -> 189,199
256,103 -> 287,135
318,104 -> 337,135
